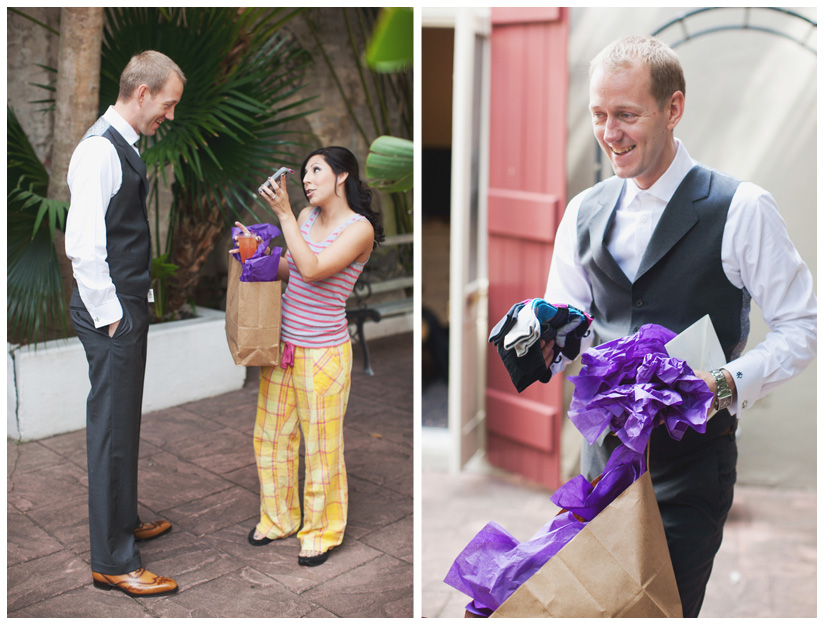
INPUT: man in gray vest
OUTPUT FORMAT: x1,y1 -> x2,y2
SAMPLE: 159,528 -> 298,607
542,36 -> 816,617
65,50 -> 185,598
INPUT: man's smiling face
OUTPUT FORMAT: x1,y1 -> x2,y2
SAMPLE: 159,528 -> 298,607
589,62 -> 681,190
136,73 -> 184,137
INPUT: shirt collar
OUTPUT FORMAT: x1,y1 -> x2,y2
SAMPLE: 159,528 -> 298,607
623,139 -> 696,205
102,105 -> 141,148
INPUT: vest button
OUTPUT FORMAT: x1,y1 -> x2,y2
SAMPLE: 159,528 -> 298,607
634,299 -> 644,307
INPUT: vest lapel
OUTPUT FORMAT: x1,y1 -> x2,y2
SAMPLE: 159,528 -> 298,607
123,146 -> 148,185
635,166 -> 707,281
590,177 -> 632,288
107,128 -> 149,209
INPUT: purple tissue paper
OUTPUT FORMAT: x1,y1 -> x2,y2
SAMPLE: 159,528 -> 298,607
445,514 -> 587,617
445,443 -> 647,616
550,444 -> 646,520
230,223 -> 283,282
567,324 -> 714,453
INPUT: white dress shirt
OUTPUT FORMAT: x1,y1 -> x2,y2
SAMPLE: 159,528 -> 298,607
545,140 -> 817,415
65,106 -> 141,328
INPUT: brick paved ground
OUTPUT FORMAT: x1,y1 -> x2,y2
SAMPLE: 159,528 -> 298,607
8,333 -> 413,618
422,456 -> 816,618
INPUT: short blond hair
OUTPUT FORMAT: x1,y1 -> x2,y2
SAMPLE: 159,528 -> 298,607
590,35 -> 685,110
118,50 -> 186,102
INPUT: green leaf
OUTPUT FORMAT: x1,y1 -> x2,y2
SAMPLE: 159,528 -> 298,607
365,7 -> 413,73
7,105 -> 72,343
150,253 -> 178,280
8,8 -> 61,36
365,135 -> 413,192
7,211 -> 68,344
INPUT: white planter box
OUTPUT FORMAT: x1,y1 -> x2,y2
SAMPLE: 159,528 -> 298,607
360,311 -> 415,342
7,307 -> 246,441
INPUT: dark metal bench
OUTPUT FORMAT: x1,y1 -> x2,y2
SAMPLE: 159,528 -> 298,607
346,234 -> 413,375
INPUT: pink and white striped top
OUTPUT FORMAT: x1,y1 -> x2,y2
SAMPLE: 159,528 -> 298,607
280,207 -> 368,348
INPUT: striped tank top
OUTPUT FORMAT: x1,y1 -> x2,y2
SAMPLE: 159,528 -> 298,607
280,207 -> 368,347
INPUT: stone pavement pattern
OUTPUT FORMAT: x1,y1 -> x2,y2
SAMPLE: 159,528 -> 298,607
422,460 -> 816,618
8,333 -> 413,618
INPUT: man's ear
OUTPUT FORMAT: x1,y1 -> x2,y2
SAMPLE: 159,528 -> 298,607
667,90 -> 685,130
135,84 -> 150,106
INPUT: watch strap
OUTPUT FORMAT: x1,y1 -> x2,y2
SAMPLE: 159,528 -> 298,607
711,368 -> 732,411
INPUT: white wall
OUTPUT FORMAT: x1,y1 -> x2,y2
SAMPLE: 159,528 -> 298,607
8,308 -> 246,441
564,7 -> 817,488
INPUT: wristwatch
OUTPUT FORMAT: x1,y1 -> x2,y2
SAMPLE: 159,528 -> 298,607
711,369 -> 732,411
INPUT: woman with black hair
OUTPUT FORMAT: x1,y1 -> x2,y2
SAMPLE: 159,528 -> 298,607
243,146 -> 383,566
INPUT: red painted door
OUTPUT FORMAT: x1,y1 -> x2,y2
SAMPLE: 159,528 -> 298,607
486,8 -> 569,489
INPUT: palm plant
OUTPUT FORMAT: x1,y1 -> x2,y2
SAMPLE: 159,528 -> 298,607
7,106 -> 70,344
8,8 -> 316,343
98,7 -> 316,316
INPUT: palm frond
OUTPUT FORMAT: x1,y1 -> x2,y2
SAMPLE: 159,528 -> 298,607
7,107 -> 49,194
7,211 -> 69,344
101,7 -> 316,221
8,108 -> 70,344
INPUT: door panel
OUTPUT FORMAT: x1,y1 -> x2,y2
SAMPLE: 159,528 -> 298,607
488,190 -> 561,242
486,8 -> 569,489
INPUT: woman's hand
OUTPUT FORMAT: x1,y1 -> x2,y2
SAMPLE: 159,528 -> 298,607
229,220 -> 262,254
258,173 -> 293,221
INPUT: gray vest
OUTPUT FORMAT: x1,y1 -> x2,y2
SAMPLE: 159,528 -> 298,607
82,117 -> 151,299
576,164 -> 750,361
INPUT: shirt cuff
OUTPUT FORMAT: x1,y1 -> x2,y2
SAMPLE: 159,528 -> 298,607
723,354 -> 760,416
85,297 -> 123,329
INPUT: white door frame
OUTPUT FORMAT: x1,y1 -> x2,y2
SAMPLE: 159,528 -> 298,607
421,8 -> 491,473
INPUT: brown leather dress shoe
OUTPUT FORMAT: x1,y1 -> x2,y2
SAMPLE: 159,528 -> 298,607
134,520 -> 172,542
92,568 -> 178,597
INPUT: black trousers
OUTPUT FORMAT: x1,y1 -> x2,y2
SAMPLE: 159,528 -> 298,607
70,286 -> 149,575
581,412 -> 738,618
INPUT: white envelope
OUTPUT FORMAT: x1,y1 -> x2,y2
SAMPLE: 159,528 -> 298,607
664,314 -> 726,372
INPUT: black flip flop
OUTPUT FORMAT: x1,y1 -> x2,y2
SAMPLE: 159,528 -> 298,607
248,528 -> 274,546
298,549 -> 331,566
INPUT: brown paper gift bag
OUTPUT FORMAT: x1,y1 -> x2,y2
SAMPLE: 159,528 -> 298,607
491,468 -> 682,618
224,254 -> 281,366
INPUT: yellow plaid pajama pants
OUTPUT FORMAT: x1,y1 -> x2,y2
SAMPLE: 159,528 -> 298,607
254,341 -> 352,553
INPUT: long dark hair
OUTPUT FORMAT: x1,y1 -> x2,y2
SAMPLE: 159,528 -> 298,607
301,146 -> 385,248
